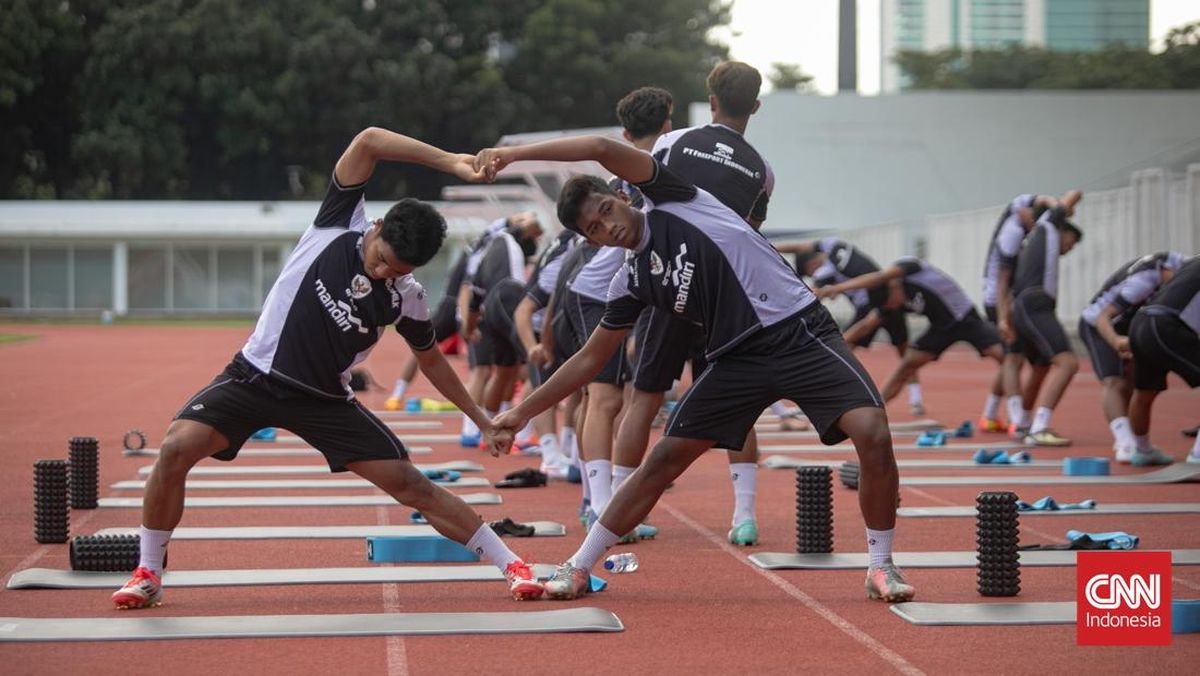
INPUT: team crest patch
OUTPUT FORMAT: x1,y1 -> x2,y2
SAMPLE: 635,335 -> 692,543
649,251 -> 665,276
350,274 -> 373,299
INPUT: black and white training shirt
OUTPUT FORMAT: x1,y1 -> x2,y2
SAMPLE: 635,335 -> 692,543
241,177 -> 434,400
569,245 -> 628,304
1142,255 -> 1200,335
1081,252 -> 1186,330
1012,206 -> 1068,299
651,123 -> 774,225
808,238 -> 883,310
524,230 -> 579,333
601,160 -> 816,359
892,257 -> 976,328
982,194 -> 1038,307
441,218 -> 509,301
465,230 -> 525,312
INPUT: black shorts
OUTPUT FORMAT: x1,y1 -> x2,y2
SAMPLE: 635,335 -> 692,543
1012,289 -> 1072,365
175,354 -> 411,472
563,290 -> 627,386
430,295 -> 458,342
1128,310 -> 1200,392
912,309 -> 1001,358
847,304 -> 908,348
632,307 -> 708,392
666,304 -> 883,449
477,281 -> 525,368
1078,318 -> 1125,381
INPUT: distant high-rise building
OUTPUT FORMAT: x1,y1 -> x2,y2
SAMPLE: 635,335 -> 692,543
880,0 -> 1150,92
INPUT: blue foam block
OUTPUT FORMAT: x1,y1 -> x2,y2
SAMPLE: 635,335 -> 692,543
366,535 -> 480,562
1063,457 -> 1110,476
1172,599 -> 1200,634
917,431 -> 947,447
404,397 -> 421,413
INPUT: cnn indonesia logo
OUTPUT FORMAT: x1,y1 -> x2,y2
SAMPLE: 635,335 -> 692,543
1077,551 -> 1172,646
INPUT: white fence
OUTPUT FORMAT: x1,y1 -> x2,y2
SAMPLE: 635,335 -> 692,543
842,164 -> 1200,325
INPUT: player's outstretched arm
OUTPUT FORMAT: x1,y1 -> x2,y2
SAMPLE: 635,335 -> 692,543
487,325 -> 628,453
412,346 -> 509,455
474,136 -> 656,185
817,266 -> 901,299
334,127 -> 488,187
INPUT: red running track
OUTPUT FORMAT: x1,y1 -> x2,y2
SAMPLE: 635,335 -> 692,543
0,324 -> 1197,674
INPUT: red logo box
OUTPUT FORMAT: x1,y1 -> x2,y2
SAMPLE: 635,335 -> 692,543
1077,551 -> 1172,646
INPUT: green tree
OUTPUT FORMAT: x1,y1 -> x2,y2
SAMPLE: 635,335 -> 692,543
767,62 -> 814,92
505,0 -> 731,134
894,41 -> 1184,91
0,0 -> 106,198
1160,21 -> 1200,89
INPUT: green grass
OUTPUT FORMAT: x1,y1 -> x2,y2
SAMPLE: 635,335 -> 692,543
0,333 -> 36,344
0,316 -> 256,328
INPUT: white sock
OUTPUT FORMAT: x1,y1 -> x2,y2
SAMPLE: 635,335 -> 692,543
578,454 -> 591,503
559,426 -> 578,462
1109,417 -> 1135,448
390,379 -> 408,399
729,463 -> 758,526
585,460 -> 613,515
611,464 -> 636,494
866,527 -> 896,568
462,414 -> 479,438
769,401 -> 791,417
568,522 -> 620,571
1006,397 -> 1024,427
138,526 -> 172,575
466,523 -> 519,570
539,435 -> 564,465
1191,434 -> 1200,458
1134,434 -> 1152,452
516,418 -> 536,444
907,383 -> 923,407
1019,409 -> 1032,428
1030,406 -> 1053,434
982,394 -> 1001,421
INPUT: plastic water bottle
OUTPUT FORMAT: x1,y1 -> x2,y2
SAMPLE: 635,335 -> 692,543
603,552 -> 639,573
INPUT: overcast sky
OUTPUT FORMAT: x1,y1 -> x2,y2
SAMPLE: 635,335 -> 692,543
714,0 -> 1200,95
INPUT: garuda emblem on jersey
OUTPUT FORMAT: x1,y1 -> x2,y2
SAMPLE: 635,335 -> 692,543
350,274 -> 373,299
649,251 -> 664,276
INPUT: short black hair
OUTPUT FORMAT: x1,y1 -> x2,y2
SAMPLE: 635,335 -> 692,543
616,87 -> 674,141
557,175 -> 616,235
380,198 -> 446,266
1060,221 -> 1083,243
707,61 -> 761,118
793,249 -> 822,272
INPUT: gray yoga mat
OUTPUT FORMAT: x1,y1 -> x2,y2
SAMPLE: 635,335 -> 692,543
97,493 -> 502,508
897,464 -> 1200,486
890,602 -> 1075,626
111,477 -> 492,490
93,522 -> 567,540
7,564 -> 559,590
898,503 -> 1200,517
762,456 -> 1056,470
0,607 -> 623,642
749,549 -> 1200,570
760,442 -> 1019,453
137,461 -> 485,477
138,446 -> 433,457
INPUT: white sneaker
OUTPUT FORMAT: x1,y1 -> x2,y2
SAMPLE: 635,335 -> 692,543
1131,448 -> 1174,467
1113,443 -> 1135,464
1187,454 -> 1200,465
539,456 -> 572,480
